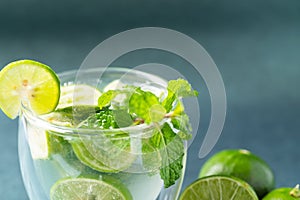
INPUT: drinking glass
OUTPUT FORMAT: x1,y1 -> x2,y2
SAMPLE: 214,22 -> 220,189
18,67 -> 187,200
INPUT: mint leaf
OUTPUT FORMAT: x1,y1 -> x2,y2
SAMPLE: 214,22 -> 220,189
50,105 -> 100,126
171,113 -> 193,140
167,78 -> 198,97
98,90 -> 118,109
112,109 -> 134,127
149,104 -> 166,123
150,123 -> 184,188
78,107 -> 119,129
163,78 -> 198,112
129,87 -> 160,124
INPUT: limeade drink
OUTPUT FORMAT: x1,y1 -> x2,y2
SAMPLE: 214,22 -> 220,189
0,60 -> 197,200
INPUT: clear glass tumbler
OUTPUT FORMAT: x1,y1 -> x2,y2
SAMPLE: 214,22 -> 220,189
18,67 -> 187,200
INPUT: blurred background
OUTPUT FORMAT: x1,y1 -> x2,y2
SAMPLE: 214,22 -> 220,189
0,0 -> 299,199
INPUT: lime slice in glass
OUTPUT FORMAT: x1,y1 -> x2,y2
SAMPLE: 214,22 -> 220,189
0,60 -> 60,119
27,125 -> 71,160
58,84 -> 101,108
179,175 -> 259,200
70,135 -> 136,173
27,125 -> 51,159
50,177 -> 133,200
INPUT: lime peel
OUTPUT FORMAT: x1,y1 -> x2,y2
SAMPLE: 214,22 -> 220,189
290,184 -> 300,198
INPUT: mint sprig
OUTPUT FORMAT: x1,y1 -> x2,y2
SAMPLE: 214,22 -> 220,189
163,78 -> 198,112
96,78 -> 197,188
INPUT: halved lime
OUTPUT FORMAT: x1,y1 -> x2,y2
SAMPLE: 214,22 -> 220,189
50,177 -> 133,200
199,149 -> 275,198
58,84 -> 101,108
179,175 -> 259,200
0,60 -> 60,119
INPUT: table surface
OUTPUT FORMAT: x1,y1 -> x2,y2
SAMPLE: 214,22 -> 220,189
0,1 -> 300,199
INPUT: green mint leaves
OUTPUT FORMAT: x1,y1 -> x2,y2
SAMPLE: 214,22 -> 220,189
95,78 -> 197,188
163,78 -> 198,112
129,87 -> 166,124
151,123 -> 185,188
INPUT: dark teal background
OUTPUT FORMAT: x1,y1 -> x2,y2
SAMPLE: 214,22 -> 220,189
0,0 -> 300,199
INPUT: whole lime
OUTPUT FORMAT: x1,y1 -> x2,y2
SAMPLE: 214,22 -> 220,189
263,185 -> 300,200
199,149 -> 275,198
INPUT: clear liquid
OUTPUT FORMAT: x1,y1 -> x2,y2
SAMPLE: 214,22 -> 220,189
19,117 -> 185,200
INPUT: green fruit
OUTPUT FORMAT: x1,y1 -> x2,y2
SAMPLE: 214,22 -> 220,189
0,59 -> 60,119
199,149 -> 275,198
263,185 -> 300,200
179,175 -> 259,200
50,176 -> 133,200
57,84 -> 102,108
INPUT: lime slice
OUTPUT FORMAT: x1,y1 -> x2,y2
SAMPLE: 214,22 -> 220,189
27,126 -> 70,160
58,84 -> 101,108
71,141 -> 119,173
27,124 -> 51,159
50,177 -> 133,200
70,135 -> 136,173
199,149 -> 275,198
0,60 -> 60,119
179,175 -> 259,200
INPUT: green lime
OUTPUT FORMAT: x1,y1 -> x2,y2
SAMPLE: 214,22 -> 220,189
58,84 -> 102,108
27,126 -> 70,160
179,175 -> 259,200
50,176 -> 133,200
71,141 -> 119,173
199,149 -> 275,198
70,135 -> 136,173
263,185 -> 300,200
27,125 -> 52,159
0,59 -> 60,119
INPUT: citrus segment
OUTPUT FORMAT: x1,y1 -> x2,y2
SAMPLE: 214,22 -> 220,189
0,60 -> 60,119
50,177 -> 133,200
179,175 -> 259,200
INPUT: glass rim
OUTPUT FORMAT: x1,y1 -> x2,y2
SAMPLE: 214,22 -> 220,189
20,67 -> 168,137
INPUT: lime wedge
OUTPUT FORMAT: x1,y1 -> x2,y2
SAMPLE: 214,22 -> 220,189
27,125 -> 70,160
27,125 -> 51,159
0,60 -> 60,119
179,175 -> 259,200
50,177 -> 133,200
58,84 -> 101,108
